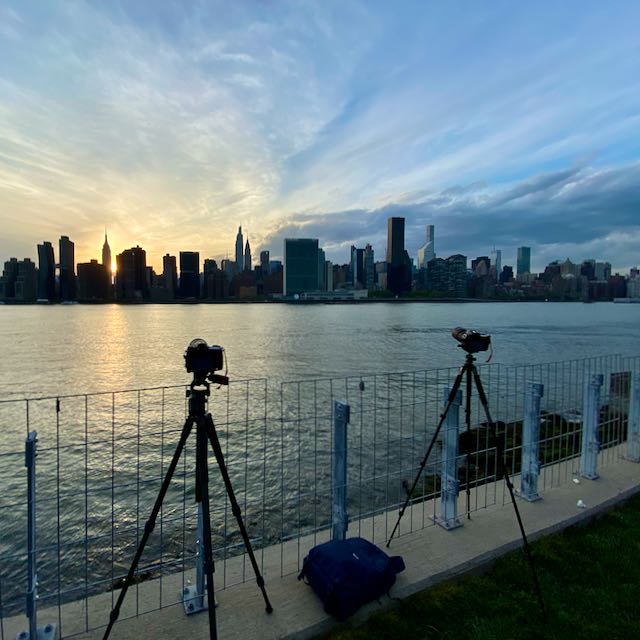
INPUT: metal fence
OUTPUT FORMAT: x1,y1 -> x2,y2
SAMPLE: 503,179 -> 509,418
1,354 -> 639,638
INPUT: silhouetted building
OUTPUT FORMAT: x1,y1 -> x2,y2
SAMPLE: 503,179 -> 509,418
386,217 -> 410,295
517,247 -> 531,276
580,260 -> 596,280
325,260 -> 334,291
471,256 -> 490,277
284,238 -> 320,296
15,259 -> 37,302
244,239 -> 252,272
499,265 -> 514,284
162,254 -> 178,298
202,259 -> 228,299
260,250 -> 270,274
59,235 -> 76,301
115,246 -> 149,300
37,241 -> 56,300
102,229 -> 111,272
235,227 -> 244,271
608,275 -> 627,299
77,260 -> 110,301
179,251 -> 200,298
332,264 -> 350,289
595,261 -> 611,281
0,258 -> 18,299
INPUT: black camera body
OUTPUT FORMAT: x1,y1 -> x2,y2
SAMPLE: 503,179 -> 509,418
451,327 -> 491,354
184,339 -> 224,375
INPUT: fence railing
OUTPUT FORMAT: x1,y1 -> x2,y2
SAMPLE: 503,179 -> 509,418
1,354 -> 639,638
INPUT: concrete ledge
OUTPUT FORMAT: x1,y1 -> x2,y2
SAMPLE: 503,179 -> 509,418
4,455 -> 639,640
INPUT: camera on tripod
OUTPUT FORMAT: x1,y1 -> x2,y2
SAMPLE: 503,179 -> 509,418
451,327 -> 491,353
184,339 -> 228,384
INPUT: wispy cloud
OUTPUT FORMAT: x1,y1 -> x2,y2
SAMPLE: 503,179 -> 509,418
0,1 -> 638,271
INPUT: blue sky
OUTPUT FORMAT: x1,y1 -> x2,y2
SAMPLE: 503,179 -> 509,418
0,1 -> 639,272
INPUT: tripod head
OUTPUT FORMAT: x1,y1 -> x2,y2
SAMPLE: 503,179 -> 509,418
185,339 -> 229,417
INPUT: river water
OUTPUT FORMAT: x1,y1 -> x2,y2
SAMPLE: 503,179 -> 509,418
0,301 -> 639,398
0,301 -> 639,617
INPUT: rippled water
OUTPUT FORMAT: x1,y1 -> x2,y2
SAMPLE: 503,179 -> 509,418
1,301 -> 639,398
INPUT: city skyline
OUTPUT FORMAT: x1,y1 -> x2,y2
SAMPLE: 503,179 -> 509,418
1,2 -> 639,271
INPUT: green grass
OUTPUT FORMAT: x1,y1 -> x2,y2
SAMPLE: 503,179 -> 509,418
321,493 -> 640,640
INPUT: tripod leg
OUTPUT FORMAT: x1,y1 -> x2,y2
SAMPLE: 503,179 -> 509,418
195,417 -> 218,640
465,365 -> 472,520
205,414 -> 274,614
471,366 -> 546,617
103,418 -> 194,640
386,368 -> 465,547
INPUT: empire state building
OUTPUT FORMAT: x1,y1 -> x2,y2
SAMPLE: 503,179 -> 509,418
102,229 -> 112,272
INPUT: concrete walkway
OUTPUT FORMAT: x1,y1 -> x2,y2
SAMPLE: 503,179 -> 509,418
4,456 -> 640,640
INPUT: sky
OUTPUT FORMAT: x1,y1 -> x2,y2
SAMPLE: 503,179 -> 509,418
0,1 -> 639,273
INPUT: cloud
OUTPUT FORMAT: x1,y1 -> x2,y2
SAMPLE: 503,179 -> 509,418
258,163 -> 640,272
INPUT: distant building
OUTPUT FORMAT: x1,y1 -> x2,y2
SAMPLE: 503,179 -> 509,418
0,258 -> 37,301
235,227 -> 244,271
59,235 -> 76,301
364,244 -> 375,289
386,217 -> 410,295
179,251 -> 200,298
416,225 -> 435,270
499,265 -> 514,284
115,246 -> 148,300
283,238 -> 320,296
318,248 -> 326,290
37,241 -> 56,300
244,239 -> 252,272
77,259 -> 110,301
425,254 -> 468,297
162,254 -> 178,298
325,260 -> 334,291
14,259 -> 37,301
472,256 -> 490,277
102,229 -> 111,270
0,258 -> 18,299
595,261 -> 611,281
490,248 -> 502,278
350,246 -> 365,288
260,250 -> 270,274
517,247 -> 531,276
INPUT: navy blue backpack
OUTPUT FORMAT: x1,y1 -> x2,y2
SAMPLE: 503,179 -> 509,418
298,537 -> 405,620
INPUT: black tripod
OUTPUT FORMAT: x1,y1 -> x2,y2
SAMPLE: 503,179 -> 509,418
103,373 -> 273,640
386,350 -> 545,615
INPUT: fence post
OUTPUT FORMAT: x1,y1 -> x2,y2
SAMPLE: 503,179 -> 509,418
434,388 -> 463,530
627,370 -> 640,462
519,383 -> 544,502
580,374 -> 603,480
332,400 -> 350,541
17,432 -> 56,640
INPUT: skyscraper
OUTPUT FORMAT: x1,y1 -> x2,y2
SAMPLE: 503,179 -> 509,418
59,235 -> 76,300
37,241 -> 56,300
162,254 -> 178,298
517,247 -> 531,276
490,248 -> 502,276
179,251 -> 200,298
283,238 -> 320,296
260,250 -> 270,274
364,244 -> 375,289
102,228 -> 111,269
244,239 -> 252,272
386,217 -> 409,295
115,246 -> 148,300
235,226 -> 244,271
416,225 -> 435,269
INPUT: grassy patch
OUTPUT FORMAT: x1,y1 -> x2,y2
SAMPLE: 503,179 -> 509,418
321,493 -> 640,640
